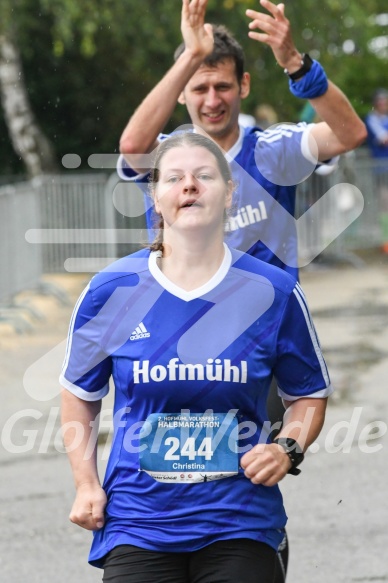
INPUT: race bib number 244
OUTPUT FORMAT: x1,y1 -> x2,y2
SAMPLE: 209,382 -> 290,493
139,411 -> 239,483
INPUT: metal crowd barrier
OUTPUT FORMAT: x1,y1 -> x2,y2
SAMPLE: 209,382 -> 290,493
35,173 -> 114,272
29,173 -> 148,274
296,151 -> 387,267
0,182 -> 43,331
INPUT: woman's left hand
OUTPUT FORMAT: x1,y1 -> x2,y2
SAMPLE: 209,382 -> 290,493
240,443 -> 292,486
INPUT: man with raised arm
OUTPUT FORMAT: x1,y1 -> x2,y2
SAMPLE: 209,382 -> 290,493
119,0 -> 366,280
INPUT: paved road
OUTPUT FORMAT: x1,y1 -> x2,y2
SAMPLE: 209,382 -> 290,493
1,262 -> 388,583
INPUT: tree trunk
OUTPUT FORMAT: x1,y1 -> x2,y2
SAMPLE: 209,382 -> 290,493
0,32 -> 58,177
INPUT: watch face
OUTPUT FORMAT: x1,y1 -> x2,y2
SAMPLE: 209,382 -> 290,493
275,438 -> 304,467
287,54 -> 313,81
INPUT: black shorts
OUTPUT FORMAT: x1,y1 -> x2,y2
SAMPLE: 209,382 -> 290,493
102,538 -> 277,583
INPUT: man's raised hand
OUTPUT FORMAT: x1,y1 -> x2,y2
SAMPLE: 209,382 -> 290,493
181,0 -> 214,60
246,0 -> 301,71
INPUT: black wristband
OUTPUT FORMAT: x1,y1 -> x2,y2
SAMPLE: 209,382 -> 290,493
284,53 -> 313,81
273,437 -> 304,476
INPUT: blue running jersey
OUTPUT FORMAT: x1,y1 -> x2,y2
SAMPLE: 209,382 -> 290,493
60,246 -> 332,567
365,111 -> 388,160
117,124 -> 317,279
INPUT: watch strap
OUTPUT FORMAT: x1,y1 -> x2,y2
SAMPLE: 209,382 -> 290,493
273,437 -> 304,475
284,53 -> 313,81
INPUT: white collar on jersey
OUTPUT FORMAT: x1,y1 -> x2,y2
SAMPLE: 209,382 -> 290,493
148,243 -> 232,302
225,125 -> 245,160
192,125 -> 245,161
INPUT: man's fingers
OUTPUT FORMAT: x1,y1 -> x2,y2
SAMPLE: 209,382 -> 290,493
259,0 -> 286,21
183,0 -> 208,17
248,16 -> 279,36
204,23 -> 213,37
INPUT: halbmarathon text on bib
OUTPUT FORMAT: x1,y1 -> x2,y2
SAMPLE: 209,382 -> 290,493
139,412 -> 239,483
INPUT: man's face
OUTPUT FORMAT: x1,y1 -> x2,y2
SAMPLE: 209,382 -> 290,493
178,59 -> 250,149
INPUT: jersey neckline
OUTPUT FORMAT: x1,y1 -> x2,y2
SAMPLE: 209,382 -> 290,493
225,125 -> 245,160
148,243 -> 232,301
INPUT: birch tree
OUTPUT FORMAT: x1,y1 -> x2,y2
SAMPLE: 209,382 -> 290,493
0,30 -> 58,176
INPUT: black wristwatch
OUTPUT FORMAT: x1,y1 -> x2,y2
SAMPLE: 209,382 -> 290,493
273,437 -> 304,475
284,53 -> 313,81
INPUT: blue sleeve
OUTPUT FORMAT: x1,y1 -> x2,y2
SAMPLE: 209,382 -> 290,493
116,153 -> 151,182
60,284 -> 112,401
365,112 -> 388,143
254,123 -> 317,187
116,132 -> 170,181
116,152 -> 158,240
273,282 -> 333,401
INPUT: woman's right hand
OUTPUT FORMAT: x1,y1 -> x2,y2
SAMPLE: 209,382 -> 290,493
69,482 -> 107,531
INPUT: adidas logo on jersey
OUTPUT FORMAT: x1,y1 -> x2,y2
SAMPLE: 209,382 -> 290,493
130,322 -> 150,341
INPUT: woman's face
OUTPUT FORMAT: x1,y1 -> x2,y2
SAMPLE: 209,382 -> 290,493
153,145 -> 232,235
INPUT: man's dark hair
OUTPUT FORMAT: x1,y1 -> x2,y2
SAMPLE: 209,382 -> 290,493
174,25 -> 245,84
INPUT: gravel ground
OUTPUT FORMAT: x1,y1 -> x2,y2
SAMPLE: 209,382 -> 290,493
1,260 -> 388,583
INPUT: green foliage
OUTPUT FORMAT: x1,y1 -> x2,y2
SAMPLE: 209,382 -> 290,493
1,0 -> 387,175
